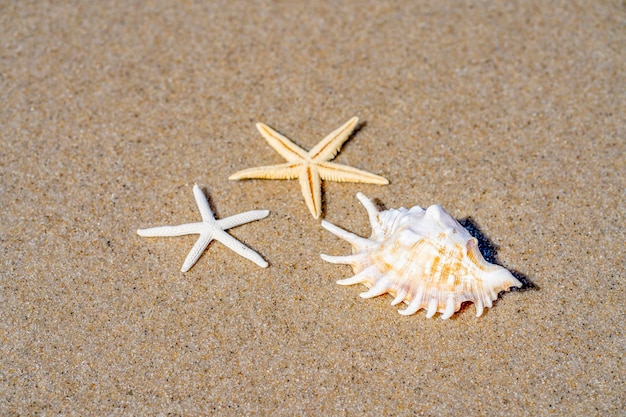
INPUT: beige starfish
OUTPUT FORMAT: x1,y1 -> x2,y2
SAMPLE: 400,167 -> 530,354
228,117 -> 389,218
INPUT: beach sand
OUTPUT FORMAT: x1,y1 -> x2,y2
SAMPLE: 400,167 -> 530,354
1,1 -> 624,415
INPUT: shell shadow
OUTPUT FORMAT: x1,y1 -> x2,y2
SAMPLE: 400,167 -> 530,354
459,217 -> 537,291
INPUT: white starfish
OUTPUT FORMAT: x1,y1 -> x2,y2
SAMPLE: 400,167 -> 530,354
228,117 -> 389,219
137,184 -> 269,272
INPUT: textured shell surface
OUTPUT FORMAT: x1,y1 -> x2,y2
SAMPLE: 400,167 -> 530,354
321,193 -> 522,319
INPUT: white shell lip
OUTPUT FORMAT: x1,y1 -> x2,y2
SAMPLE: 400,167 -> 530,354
321,193 -> 522,319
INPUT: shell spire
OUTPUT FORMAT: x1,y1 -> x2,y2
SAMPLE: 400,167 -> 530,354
321,193 -> 522,319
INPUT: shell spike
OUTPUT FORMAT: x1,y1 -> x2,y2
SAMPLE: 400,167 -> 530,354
398,297 -> 423,316
360,278 -> 390,299
356,192 -> 384,237
390,288 -> 407,306
321,220 -> 376,251
425,298 -> 439,318
336,265 -> 376,286
491,268 -> 523,291
440,295 -> 456,320
425,205 -> 443,221
356,192 -> 378,216
320,253 -> 362,266
475,299 -> 484,317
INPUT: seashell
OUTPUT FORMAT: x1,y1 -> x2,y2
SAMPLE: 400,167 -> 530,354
321,193 -> 522,319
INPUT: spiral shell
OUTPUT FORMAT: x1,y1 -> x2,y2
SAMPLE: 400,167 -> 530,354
321,193 -> 522,319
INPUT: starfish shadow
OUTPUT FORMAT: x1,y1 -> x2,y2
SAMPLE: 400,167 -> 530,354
332,120 -> 368,155
199,186 -> 221,218
348,120 -> 367,142
459,217 -> 536,291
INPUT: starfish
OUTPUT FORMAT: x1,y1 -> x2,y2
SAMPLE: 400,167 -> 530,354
228,117 -> 389,219
137,184 -> 269,272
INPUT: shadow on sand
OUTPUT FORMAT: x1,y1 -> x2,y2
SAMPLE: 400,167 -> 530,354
459,217 -> 536,291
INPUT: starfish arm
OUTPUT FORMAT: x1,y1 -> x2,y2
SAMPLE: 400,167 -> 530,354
181,232 -> 214,272
228,163 -> 302,181
212,229 -> 268,268
309,117 -> 358,162
192,184 -> 215,222
256,122 -> 308,162
317,161 -> 389,185
217,210 -> 270,230
137,222 -> 204,237
299,164 -> 322,219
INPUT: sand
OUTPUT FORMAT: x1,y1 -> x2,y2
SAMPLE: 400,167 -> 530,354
1,0 -> 624,415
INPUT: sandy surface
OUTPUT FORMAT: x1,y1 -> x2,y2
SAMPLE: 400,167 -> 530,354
1,0 -> 624,415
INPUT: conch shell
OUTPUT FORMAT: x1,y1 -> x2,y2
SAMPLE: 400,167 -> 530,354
321,193 -> 522,319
